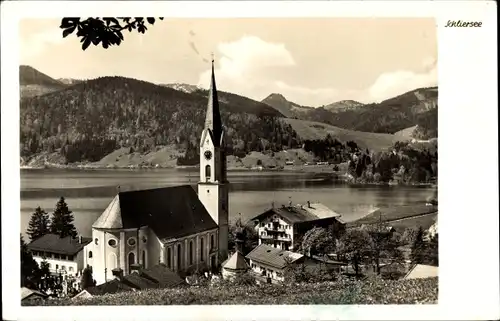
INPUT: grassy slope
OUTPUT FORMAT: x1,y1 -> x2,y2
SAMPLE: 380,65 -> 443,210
23,277 -> 438,305
349,205 -> 438,227
284,118 -> 398,152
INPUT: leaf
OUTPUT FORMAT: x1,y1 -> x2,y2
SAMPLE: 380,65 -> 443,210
62,26 -> 76,38
82,37 -> 91,51
60,18 -> 79,29
147,18 -> 155,25
103,17 -> 120,27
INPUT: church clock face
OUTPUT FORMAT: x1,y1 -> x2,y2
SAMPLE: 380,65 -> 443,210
204,150 -> 212,160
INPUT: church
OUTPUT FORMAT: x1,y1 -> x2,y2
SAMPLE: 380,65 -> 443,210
84,61 -> 230,285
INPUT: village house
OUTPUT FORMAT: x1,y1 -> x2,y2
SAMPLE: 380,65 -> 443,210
246,244 -> 346,283
77,59 -> 230,285
404,264 -> 439,279
250,201 -> 345,251
246,244 -> 304,282
27,234 -> 92,278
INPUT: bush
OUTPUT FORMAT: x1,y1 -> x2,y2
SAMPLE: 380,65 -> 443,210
23,277 -> 438,305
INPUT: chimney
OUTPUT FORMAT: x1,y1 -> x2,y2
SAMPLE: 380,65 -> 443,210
112,268 -> 124,280
307,201 -> 311,208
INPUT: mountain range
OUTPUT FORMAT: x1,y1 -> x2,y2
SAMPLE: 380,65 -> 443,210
19,65 -> 437,167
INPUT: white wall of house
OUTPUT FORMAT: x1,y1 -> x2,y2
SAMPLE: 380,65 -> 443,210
248,259 -> 285,282
32,255 -> 79,277
254,214 -> 294,250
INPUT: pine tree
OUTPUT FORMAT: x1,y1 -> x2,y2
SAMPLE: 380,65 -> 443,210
26,206 -> 50,241
81,265 -> 95,290
50,197 -> 78,238
20,234 -> 40,289
410,227 -> 426,264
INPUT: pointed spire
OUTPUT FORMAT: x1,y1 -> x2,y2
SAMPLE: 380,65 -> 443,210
204,56 -> 223,146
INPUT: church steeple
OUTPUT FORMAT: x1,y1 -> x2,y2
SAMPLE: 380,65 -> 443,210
204,57 -> 223,147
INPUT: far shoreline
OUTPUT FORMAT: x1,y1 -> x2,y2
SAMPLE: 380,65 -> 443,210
20,163 -> 436,188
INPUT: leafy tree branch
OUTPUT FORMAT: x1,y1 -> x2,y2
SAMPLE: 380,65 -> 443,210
60,17 -> 164,50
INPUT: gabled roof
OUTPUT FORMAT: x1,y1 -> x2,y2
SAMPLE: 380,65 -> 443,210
85,279 -> 135,296
140,263 -> 184,287
122,273 -> 159,290
246,244 -> 303,269
404,264 -> 439,279
250,206 -> 318,224
21,287 -> 48,301
223,251 -> 249,271
92,185 -> 218,240
27,234 -> 92,256
303,203 -> 341,219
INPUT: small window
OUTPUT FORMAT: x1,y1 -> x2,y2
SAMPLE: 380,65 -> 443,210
69,267 -> 74,272
88,251 -> 93,259
142,236 -> 147,244
210,234 -> 215,249
61,255 -> 67,260
108,239 -> 117,247
128,238 -> 137,246
56,264 -> 59,270
68,255 -> 74,261
61,265 -> 66,271
95,238 -> 99,245
54,254 -> 60,259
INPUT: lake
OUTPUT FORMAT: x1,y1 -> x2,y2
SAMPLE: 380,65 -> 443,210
20,168 -> 434,238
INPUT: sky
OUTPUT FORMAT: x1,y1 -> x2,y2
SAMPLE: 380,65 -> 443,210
19,18 -> 437,106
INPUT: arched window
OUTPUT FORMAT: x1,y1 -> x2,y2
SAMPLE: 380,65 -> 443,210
128,252 -> 135,272
167,247 -> 172,269
189,241 -> 194,265
94,238 -> 98,245
210,234 -> 215,249
205,165 -> 211,181
88,251 -> 93,259
142,250 -> 147,268
200,237 -> 204,262
177,244 -> 182,270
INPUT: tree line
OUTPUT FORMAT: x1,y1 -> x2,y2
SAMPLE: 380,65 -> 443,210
283,221 -> 438,282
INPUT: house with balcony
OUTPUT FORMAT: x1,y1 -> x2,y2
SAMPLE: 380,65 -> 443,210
249,201 -> 346,251
27,234 -> 92,278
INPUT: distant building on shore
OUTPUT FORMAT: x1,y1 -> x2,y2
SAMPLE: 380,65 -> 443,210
82,60 -> 230,285
249,201 -> 345,251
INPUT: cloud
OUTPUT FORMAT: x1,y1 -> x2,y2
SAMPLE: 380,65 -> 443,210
198,36 -> 331,105
197,36 -> 437,106
20,27 -> 65,62
367,56 -> 437,103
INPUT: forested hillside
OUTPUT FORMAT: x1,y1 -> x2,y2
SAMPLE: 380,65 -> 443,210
262,87 -> 438,139
20,76 -> 300,164
327,87 -> 438,136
